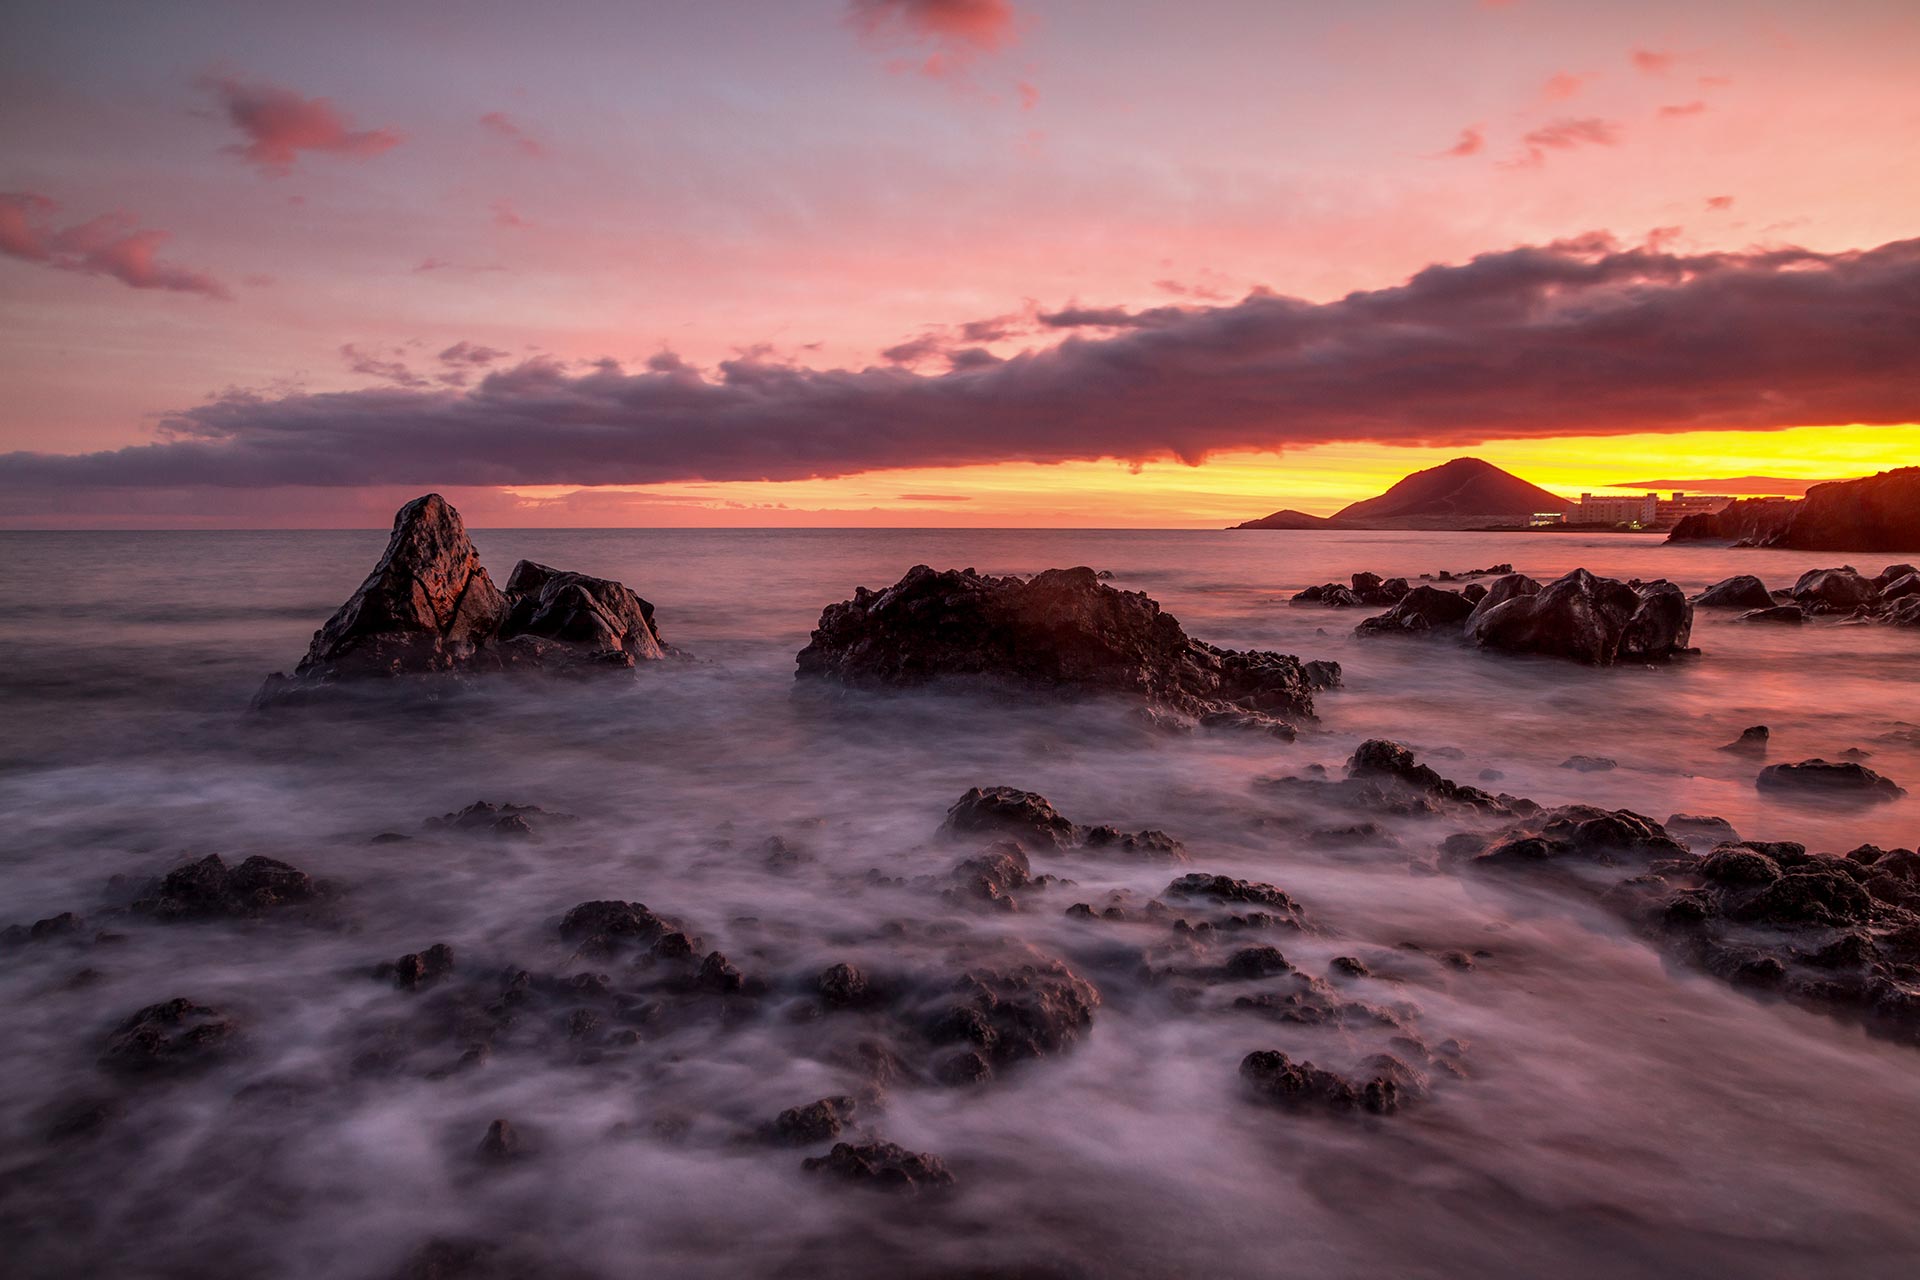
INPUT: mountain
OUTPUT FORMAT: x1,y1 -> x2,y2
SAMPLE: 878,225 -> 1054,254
1232,508 -> 1332,530
1668,467 -> 1920,550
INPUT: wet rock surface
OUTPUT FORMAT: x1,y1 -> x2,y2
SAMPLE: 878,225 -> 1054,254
132,854 -> 330,922
1354,586 -> 1477,636
943,786 -> 1188,862
801,1140 -> 955,1192
257,494 -> 678,706
1464,569 -> 1693,665
794,564 -> 1333,726
1694,575 -> 1775,610
100,997 -> 239,1076
1757,760 -> 1906,802
1240,1049 -> 1424,1116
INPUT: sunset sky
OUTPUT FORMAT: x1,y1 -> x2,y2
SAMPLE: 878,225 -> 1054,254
1,0 -> 1915,527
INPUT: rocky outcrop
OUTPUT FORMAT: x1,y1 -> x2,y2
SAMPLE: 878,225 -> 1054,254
1293,573 -> 1410,608
802,1140 -> 954,1192
1694,575 -> 1774,610
256,494 -> 676,706
1452,809 -> 1920,1044
942,787 -> 1188,863
1668,468 -> 1920,551
1757,760 -> 1906,802
1793,567 -> 1880,612
795,565 -> 1333,726
1354,585 -> 1476,636
1463,569 -> 1692,664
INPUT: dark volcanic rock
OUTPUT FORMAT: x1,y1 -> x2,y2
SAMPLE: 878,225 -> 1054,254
257,494 -> 676,706
1720,725 -> 1770,755
1561,755 -> 1617,773
1464,569 -> 1692,665
802,1139 -> 954,1192
1666,814 -> 1740,849
771,1096 -> 858,1146
423,801 -> 570,838
794,564 -> 1331,724
377,943 -> 456,991
942,787 -> 1187,863
1694,575 -> 1775,610
100,997 -> 238,1076
1793,567 -> 1881,613
133,854 -> 325,921
492,560 -> 668,669
1354,586 -> 1476,637
1343,739 -> 1520,815
947,841 -> 1037,909
944,787 -> 1076,848
924,954 -> 1100,1077
1164,873 -> 1305,922
1757,760 -> 1905,802
557,900 -> 683,956
1239,1049 -> 1419,1115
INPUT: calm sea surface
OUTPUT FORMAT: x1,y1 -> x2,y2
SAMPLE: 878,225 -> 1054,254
2,527 -> 1917,1278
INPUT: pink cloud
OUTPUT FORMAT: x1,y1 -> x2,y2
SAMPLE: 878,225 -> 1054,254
0,193 -> 229,299
438,341 -> 511,366
1441,126 -> 1485,157
1542,72 -> 1592,101
1510,117 -> 1621,167
850,0 -> 1016,52
202,75 -> 402,176
1658,100 -> 1708,118
1706,195 -> 1734,212
1632,48 -> 1674,75
340,343 -> 429,387
479,111 -> 546,158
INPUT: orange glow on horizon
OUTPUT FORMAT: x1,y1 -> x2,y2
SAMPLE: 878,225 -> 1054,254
488,423 -> 1919,528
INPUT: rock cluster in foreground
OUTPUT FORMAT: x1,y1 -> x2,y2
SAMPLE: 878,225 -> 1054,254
1340,567 -> 1693,664
1694,564 -> 1920,628
795,564 -> 1338,730
256,494 -> 677,706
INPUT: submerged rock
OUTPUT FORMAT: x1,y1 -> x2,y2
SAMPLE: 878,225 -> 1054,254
1793,567 -> 1881,613
133,854 -> 327,921
794,564 -> 1332,724
942,787 -> 1187,862
100,997 -> 238,1076
256,494 -> 677,706
1720,725 -> 1770,755
1736,605 -> 1807,625
1694,575 -> 1774,610
1239,1049 -> 1419,1115
802,1139 -> 954,1192
1353,586 -> 1476,637
771,1096 -> 858,1146
1756,760 -> 1906,802
1463,569 -> 1692,665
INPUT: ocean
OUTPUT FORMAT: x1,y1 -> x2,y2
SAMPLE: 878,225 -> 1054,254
2,526 -> 1918,1278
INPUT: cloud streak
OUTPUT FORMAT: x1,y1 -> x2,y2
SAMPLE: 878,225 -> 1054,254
5,235 -> 1918,492
0,192 -> 230,298
202,75 -> 402,176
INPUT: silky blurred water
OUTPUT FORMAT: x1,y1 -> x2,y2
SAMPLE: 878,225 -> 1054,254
1,527 -> 1916,1279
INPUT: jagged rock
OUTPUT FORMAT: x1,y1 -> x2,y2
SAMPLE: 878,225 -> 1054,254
1353,586 -> 1475,636
100,997 -> 238,1076
1291,583 -> 1362,608
1460,805 -> 1687,869
1720,725 -> 1769,755
1793,567 -> 1881,613
1464,569 -> 1692,665
492,561 -> 668,668
0,912 -> 87,946
771,1096 -> 858,1146
923,953 -> 1099,1079
947,842 -> 1036,908
476,1118 -> 520,1161
1694,575 -> 1775,610
794,565 -> 1330,723
376,943 -> 456,990
1876,563 -> 1920,588
1164,873 -> 1303,919
133,854 -> 325,921
944,787 -> 1075,848
1343,739 -> 1518,815
942,787 -> 1186,862
256,494 -> 676,706
1757,760 -> 1905,802
802,1140 -> 954,1192
557,900 -> 683,956
423,801 -> 569,838
815,962 -> 871,1009
1239,1050 -> 1419,1115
